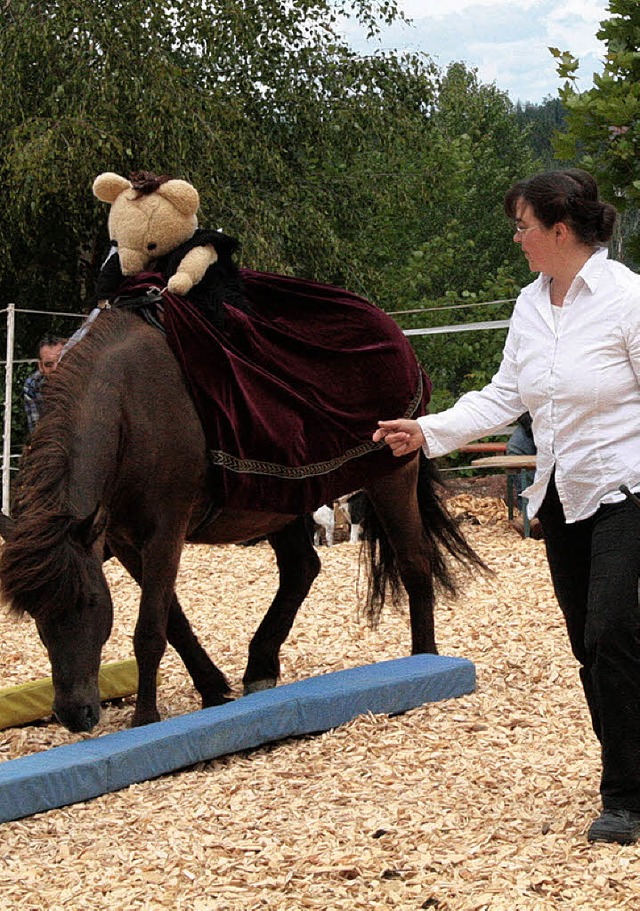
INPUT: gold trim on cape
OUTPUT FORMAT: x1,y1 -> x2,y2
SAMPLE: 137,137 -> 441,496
208,373 -> 424,479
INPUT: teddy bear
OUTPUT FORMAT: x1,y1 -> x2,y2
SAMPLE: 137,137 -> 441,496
92,170 -> 241,324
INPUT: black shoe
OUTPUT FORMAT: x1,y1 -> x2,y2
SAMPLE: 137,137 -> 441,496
587,808 -> 640,844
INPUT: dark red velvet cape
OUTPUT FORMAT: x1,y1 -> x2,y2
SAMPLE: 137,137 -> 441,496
133,270 -> 431,513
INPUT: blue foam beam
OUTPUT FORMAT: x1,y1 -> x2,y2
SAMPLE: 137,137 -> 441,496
0,654 -> 475,823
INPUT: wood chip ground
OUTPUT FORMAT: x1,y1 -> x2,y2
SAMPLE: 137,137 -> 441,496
0,495 -> 638,910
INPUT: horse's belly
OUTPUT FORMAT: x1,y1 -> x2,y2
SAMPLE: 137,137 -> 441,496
189,508 -> 298,545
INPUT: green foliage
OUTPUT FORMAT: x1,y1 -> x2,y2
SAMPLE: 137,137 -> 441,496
551,0 -> 640,262
514,96 -> 571,167
2,362 -> 32,444
385,64 -> 536,410
397,266 -> 520,414
385,65 -> 537,302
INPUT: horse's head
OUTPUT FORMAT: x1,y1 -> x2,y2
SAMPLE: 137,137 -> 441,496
0,508 -> 113,733
35,554 -> 114,733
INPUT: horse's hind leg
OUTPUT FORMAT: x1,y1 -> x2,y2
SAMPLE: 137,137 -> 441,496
243,516 -> 321,694
364,458 -> 438,654
108,537 -> 231,710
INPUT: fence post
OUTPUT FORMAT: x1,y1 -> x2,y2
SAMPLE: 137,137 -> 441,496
2,303 -> 15,515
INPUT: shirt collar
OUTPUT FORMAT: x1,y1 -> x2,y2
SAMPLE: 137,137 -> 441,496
577,245 -> 609,293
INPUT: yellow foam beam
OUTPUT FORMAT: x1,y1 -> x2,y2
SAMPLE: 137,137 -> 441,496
0,659 -> 144,730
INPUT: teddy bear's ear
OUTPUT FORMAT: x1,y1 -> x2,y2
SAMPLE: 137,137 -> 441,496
158,179 -> 200,218
92,172 -> 132,203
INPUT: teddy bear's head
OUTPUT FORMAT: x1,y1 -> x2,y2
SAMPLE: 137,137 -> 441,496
92,171 -> 200,276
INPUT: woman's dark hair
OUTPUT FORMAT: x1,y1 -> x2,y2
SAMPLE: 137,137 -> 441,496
504,168 -> 617,246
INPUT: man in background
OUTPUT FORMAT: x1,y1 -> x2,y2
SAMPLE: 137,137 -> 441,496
506,411 -> 541,538
23,335 -> 66,435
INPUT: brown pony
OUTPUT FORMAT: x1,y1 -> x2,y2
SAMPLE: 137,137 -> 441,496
0,307 -> 481,732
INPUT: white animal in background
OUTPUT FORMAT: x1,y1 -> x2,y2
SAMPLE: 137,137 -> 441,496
337,491 -> 367,543
311,504 -> 336,546
311,491 -> 368,546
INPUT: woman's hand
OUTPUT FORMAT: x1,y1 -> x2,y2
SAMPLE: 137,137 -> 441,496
372,419 -> 426,456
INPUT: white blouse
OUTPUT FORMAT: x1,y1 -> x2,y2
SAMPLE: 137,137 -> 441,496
418,247 -> 640,522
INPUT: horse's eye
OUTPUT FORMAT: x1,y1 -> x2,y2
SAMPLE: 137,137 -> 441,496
147,243 -> 157,251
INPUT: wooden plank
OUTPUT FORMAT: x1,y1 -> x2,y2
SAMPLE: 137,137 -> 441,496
470,455 -> 537,469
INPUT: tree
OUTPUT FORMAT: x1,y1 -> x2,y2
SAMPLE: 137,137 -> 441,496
392,64 -> 537,299
514,96 -> 570,167
0,0 -> 431,317
551,0 -> 640,261
385,64 -> 537,408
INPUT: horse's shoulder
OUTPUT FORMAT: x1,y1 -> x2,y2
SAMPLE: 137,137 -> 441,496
98,311 -> 173,365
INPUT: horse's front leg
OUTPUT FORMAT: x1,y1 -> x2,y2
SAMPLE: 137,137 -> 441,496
108,536 -> 231,709
166,598 -> 232,707
130,535 -> 186,727
243,517 -> 321,694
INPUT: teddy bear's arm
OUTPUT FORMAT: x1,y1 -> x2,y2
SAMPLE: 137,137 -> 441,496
166,245 -> 218,296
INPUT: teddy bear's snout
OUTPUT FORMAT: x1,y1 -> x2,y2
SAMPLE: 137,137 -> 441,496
118,248 -> 151,276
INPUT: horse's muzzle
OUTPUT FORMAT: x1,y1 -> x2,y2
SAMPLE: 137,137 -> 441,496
54,702 -> 100,733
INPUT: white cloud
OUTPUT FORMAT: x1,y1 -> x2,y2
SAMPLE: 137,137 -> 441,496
544,0 -> 608,57
398,0 -> 539,17
343,0 -> 609,103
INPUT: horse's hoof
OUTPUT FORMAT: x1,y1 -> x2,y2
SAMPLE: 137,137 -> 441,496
130,709 -> 161,727
201,693 -> 234,708
243,678 -> 277,696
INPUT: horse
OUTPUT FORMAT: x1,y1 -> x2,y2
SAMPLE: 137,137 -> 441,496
0,305 -> 482,734
337,491 -> 368,543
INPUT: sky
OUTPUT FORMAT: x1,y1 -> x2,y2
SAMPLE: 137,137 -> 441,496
341,0 -> 610,105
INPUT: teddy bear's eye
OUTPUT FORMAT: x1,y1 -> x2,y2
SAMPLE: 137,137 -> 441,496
147,243 -> 157,251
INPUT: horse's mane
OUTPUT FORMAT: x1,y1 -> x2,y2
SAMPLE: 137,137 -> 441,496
14,309 -> 141,517
0,309 -> 146,619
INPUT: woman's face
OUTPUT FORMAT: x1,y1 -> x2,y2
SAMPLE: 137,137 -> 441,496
513,201 -> 558,274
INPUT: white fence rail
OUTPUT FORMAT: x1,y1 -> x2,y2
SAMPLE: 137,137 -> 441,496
0,305 -> 86,514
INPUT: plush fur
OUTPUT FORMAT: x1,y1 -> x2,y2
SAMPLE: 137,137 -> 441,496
92,171 -> 240,322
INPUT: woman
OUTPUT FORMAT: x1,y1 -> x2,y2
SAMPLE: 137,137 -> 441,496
373,169 -> 640,845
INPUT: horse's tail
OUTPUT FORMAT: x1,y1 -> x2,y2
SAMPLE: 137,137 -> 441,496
0,511 -> 94,620
361,452 -> 487,625
415,452 -> 488,587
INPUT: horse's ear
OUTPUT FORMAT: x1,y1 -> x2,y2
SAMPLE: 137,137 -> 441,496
71,506 -> 107,550
0,512 -> 15,541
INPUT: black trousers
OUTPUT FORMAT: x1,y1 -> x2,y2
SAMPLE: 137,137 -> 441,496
538,478 -> 640,810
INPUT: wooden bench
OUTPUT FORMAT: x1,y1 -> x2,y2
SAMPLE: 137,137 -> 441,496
459,442 -> 507,455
